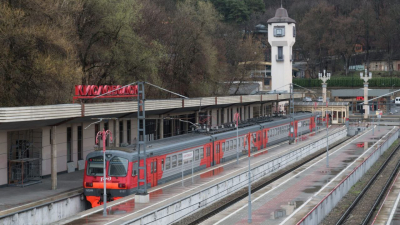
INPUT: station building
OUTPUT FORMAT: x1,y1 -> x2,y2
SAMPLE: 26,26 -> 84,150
0,93 -> 302,187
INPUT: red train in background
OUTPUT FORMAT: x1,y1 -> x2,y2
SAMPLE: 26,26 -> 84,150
83,113 -> 317,208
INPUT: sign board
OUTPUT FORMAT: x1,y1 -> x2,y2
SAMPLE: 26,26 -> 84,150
73,85 -> 138,102
182,151 -> 193,162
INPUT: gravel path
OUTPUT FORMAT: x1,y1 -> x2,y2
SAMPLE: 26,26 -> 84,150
320,140 -> 400,225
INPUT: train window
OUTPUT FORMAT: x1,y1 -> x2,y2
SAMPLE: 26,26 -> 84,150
200,149 -> 204,159
166,157 -> 171,170
109,156 -> 129,177
226,141 -> 229,151
195,149 -> 199,160
234,139 -> 237,148
172,155 -> 177,168
222,142 -> 225,152
230,140 -> 233,150
178,154 -> 182,166
153,161 -> 157,173
150,162 -> 154,173
132,162 -> 138,176
161,159 -> 164,171
207,147 -> 210,156
87,156 -> 104,176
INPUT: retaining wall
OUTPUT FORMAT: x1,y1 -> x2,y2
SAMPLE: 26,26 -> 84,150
297,127 -> 399,225
126,129 -> 348,225
0,194 -> 85,225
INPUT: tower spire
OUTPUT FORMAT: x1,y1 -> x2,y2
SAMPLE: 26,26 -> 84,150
281,0 -> 282,8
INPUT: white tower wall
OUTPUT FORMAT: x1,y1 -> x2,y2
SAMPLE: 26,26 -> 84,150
268,22 -> 296,93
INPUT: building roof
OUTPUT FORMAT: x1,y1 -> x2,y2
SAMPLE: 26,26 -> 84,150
228,83 -> 260,95
267,8 -> 296,24
0,93 -> 304,130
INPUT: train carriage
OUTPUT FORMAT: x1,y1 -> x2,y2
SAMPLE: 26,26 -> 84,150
84,112 -> 317,208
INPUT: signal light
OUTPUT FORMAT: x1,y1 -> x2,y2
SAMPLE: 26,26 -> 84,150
118,183 -> 126,188
86,182 -> 93,187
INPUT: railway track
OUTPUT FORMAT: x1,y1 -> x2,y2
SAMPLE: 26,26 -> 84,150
335,141 -> 400,225
185,135 -> 351,225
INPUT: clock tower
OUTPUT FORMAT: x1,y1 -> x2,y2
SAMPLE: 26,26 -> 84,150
268,7 -> 296,93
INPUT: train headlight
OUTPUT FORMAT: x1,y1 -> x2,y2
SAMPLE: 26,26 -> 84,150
118,183 -> 126,188
86,182 -> 93,187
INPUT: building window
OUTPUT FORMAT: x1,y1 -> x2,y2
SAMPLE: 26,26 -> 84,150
274,26 -> 285,37
277,46 -> 283,61
178,154 -> 182,166
127,120 -> 131,144
293,26 -> 296,37
67,127 -> 72,162
119,121 -> 123,144
78,126 -> 83,160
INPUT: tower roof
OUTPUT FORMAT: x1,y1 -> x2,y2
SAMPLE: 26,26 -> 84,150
267,8 -> 296,24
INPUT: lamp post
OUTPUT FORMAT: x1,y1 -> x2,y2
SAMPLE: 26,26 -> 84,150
318,70 -> 331,103
360,69 -> 372,119
95,129 -> 113,217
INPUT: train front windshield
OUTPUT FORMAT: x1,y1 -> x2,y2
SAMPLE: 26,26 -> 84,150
109,156 -> 129,177
87,156 -> 104,176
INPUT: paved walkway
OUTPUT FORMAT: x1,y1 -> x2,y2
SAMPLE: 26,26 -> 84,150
202,126 -> 394,225
56,126 -> 344,225
0,170 -> 83,216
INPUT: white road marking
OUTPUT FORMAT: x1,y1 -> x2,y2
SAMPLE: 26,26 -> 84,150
214,126 -> 378,225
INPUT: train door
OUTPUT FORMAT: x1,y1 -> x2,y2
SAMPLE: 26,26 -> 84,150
263,129 -> 269,149
257,131 -> 262,150
215,142 -> 221,164
205,144 -> 212,167
150,158 -> 158,187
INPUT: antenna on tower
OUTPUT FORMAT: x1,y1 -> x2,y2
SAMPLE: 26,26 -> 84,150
281,0 -> 283,8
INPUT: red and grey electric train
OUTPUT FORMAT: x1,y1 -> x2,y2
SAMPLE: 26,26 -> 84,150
83,113 -> 317,207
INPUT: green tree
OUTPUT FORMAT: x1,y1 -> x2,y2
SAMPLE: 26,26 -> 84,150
76,0 -> 163,85
0,1 -> 81,106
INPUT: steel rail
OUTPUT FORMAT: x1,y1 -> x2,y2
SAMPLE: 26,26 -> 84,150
361,158 -> 400,224
335,142 -> 400,225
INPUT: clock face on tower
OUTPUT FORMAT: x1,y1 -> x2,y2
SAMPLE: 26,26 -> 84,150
274,26 -> 285,37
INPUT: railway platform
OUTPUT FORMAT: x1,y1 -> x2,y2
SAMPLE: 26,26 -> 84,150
0,170 -> 84,218
55,126 -> 344,225
202,126 -> 396,225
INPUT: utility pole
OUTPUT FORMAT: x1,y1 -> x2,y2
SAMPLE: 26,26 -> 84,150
234,112 -> 240,164
95,129 -> 113,216
289,83 -> 295,144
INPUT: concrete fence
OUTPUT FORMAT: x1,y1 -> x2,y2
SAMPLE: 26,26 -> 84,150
126,128 -> 348,225
297,127 -> 399,225
0,194 -> 85,225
